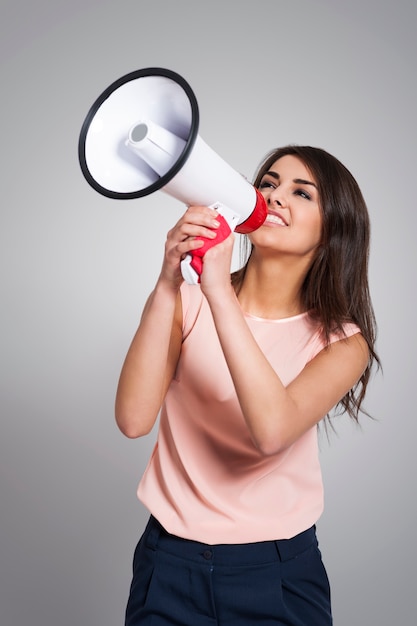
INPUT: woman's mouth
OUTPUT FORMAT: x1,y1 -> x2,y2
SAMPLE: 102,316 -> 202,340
265,212 -> 288,226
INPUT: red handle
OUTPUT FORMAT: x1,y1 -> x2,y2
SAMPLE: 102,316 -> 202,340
189,214 -> 232,279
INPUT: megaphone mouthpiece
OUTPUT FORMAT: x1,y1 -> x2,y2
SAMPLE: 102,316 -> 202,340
126,118 -> 186,177
129,123 -> 148,142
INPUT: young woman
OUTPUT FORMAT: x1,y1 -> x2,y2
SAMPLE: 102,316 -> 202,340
116,145 -> 379,625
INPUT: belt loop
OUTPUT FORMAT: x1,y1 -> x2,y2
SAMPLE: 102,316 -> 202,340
274,539 -> 284,562
274,526 -> 316,562
145,516 -> 161,550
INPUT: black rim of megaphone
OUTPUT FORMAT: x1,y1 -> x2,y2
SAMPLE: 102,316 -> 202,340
78,67 -> 200,200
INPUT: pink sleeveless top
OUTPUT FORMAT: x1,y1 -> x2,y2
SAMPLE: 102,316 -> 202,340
137,284 -> 360,544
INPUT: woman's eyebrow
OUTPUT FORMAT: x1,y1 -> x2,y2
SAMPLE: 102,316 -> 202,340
263,171 -> 317,189
263,170 -> 280,180
294,178 -> 317,189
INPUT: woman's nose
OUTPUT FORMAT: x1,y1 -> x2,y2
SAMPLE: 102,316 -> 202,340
268,187 -> 285,207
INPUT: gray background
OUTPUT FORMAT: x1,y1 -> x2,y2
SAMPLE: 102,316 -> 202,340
1,0 -> 415,624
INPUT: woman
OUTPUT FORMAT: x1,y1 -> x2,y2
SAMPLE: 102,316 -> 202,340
116,145 -> 379,625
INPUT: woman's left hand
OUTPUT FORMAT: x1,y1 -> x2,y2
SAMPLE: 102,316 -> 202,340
199,229 -> 235,300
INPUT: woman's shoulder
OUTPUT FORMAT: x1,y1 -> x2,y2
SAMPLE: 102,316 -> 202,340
329,320 -> 362,343
304,315 -> 362,362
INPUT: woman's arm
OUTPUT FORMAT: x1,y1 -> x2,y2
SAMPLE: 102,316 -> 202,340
115,205 -> 221,438
115,284 -> 182,438
200,235 -> 369,455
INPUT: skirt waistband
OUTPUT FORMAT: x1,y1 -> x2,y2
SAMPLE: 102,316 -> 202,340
144,516 -> 318,566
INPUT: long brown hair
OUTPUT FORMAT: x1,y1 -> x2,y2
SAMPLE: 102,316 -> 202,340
232,145 -> 380,421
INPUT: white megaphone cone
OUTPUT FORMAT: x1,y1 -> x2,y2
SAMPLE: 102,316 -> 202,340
78,67 -> 267,284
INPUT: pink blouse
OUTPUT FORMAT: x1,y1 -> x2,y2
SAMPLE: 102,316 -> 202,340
137,284 -> 360,544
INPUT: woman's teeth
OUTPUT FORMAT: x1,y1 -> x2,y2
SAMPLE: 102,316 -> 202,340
266,214 -> 287,226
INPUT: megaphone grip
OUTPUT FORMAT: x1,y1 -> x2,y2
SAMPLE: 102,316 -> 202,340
189,214 -> 232,280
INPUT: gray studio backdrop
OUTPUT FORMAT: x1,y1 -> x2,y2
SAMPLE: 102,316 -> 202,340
1,1 -> 415,624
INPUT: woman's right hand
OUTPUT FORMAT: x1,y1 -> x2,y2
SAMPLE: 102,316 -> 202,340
159,205 -> 221,288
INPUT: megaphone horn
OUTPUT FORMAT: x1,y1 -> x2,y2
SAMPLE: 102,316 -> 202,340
78,67 -> 267,283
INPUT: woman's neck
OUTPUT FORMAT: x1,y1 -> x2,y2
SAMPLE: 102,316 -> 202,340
236,254 -> 309,320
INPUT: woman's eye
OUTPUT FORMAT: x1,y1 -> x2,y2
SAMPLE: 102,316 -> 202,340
294,189 -> 311,200
259,181 -> 275,190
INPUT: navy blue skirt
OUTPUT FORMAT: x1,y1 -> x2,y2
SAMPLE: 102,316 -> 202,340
125,516 -> 332,625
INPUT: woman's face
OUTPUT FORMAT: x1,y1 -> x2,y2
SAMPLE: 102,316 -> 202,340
249,155 -> 322,261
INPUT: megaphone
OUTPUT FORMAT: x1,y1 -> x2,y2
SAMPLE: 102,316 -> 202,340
78,67 -> 267,284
